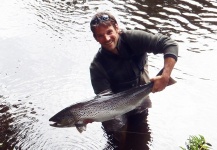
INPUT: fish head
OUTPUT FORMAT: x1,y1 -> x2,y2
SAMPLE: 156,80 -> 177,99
49,108 -> 76,127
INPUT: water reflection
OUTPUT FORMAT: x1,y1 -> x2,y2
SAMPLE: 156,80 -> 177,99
22,0 -> 91,39
0,97 -> 39,149
111,0 -> 217,53
1,0 -> 217,149
20,0 -> 217,42
123,0 -> 217,34
103,111 -> 151,150
0,98 -> 14,150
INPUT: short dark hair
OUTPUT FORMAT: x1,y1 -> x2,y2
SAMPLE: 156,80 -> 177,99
90,12 -> 118,33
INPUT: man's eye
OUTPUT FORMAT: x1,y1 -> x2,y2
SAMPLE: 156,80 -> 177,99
107,31 -> 113,35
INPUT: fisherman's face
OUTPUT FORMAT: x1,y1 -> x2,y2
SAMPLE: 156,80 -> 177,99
94,24 -> 119,54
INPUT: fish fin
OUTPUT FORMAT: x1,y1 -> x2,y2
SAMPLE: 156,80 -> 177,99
168,77 -> 176,86
95,89 -> 113,98
75,123 -> 87,133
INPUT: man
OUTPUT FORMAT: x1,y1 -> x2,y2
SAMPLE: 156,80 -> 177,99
89,12 -> 178,149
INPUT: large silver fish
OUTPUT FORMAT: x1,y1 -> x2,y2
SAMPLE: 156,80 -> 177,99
49,69 -> 176,133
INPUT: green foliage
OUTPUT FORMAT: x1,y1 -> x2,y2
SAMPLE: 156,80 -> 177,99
180,135 -> 212,150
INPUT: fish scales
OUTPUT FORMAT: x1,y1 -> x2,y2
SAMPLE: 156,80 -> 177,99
76,84 -> 151,121
49,69 -> 176,133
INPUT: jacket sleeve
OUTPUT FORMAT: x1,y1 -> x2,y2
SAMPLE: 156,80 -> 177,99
124,30 -> 178,61
89,60 -> 112,95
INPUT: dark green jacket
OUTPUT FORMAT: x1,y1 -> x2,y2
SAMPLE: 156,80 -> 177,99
90,30 -> 178,94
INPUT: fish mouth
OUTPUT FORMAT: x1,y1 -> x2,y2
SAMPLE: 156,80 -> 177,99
49,122 -> 65,127
49,122 -> 75,128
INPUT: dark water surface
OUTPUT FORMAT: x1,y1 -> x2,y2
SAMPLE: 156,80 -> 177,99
1,0 -> 217,149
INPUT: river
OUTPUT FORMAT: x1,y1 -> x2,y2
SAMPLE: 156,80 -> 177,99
1,0 -> 217,149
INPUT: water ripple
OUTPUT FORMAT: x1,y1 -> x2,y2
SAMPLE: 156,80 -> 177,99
1,0 -> 217,149
20,0 -> 92,38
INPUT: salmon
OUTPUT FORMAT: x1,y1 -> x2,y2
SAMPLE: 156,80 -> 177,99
49,69 -> 176,133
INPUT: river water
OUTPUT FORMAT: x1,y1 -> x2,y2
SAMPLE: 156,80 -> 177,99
0,0 -> 217,149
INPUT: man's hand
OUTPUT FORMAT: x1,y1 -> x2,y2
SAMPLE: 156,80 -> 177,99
150,75 -> 169,93
151,57 -> 176,93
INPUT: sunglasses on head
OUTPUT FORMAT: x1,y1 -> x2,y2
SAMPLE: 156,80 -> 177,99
90,14 -> 112,25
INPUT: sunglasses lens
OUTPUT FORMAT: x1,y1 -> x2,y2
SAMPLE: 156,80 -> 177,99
101,15 -> 109,21
90,14 -> 110,25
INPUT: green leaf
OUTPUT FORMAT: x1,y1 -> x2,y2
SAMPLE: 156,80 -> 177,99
180,135 -> 212,150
